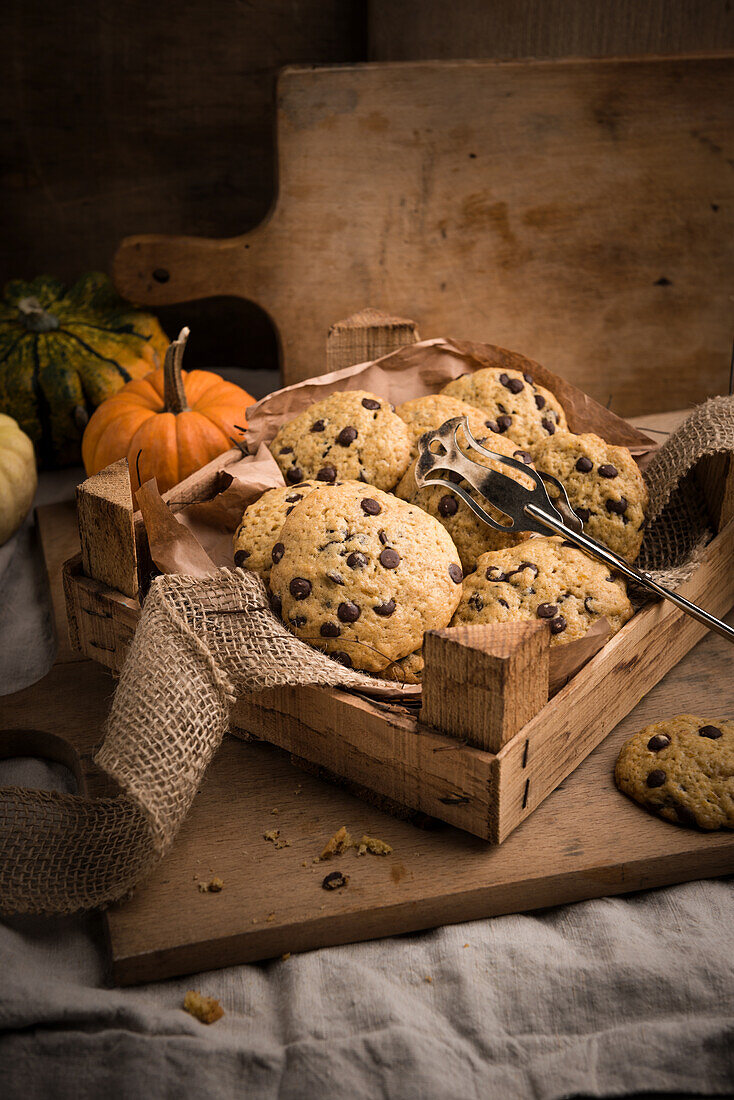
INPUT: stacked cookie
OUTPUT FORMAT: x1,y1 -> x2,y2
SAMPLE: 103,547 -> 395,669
233,368 -> 647,681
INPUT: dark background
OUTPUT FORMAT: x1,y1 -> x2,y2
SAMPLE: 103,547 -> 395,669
2,0 -> 732,381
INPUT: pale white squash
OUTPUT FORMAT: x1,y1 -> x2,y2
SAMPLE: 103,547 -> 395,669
0,413 -> 37,545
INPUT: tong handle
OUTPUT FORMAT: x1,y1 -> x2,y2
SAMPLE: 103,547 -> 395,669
524,503 -> 734,645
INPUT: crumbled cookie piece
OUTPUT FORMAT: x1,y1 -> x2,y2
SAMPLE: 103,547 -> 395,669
197,877 -> 224,894
183,991 -> 224,1024
264,829 -> 290,850
356,834 -> 393,856
320,825 -> 353,860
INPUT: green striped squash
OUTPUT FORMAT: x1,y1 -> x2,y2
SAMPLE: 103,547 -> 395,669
0,272 -> 169,466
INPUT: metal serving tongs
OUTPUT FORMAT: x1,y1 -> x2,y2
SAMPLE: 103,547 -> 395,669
416,417 -> 734,644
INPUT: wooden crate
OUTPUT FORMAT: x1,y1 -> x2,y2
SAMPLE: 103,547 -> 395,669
63,317 -> 734,844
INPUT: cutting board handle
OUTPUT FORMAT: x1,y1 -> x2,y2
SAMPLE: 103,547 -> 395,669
112,231 -> 265,308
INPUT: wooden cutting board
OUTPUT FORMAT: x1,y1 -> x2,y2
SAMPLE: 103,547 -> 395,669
113,55 -> 734,416
1,420 -> 733,985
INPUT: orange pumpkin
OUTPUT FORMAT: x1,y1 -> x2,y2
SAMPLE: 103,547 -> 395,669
82,327 -> 256,493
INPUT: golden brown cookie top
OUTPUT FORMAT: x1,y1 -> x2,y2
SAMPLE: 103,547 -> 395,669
615,714 -> 734,830
530,431 -> 648,563
441,367 -> 567,449
269,482 -> 463,673
270,390 -> 411,491
451,536 -> 633,644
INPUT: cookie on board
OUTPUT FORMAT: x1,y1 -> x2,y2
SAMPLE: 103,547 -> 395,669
270,482 -> 463,673
270,390 -> 411,491
615,714 -> 734,830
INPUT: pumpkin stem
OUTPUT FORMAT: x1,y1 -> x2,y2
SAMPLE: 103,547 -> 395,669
18,296 -> 60,333
163,327 -> 190,414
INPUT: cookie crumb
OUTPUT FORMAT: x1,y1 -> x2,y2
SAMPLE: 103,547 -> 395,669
322,870 -> 349,890
320,825 -> 353,860
281,952 -> 291,961
266,912 -> 276,922
183,991 -> 224,1024
424,976 -> 432,983
355,834 -> 393,857
264,829 -> 290,850
197,877 -> 224,893
271,807 -> 279,815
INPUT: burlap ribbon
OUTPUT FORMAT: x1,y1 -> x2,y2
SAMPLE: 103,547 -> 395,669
1,396 -> 732,915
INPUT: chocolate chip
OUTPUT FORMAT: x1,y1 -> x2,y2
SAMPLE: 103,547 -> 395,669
317,464 -> 337,483
550,616 -> 567,635
507,377 -> 524,394
699,724 -> 723,739
269,593 -> 282,617
326,570 -> 345,585
361,497 -> 381,515
534,394 -> 546,410
289,577 -> 311,600
291,615 -> 306,628
285,506 -> 295,515
575,507 -> 591,523
320,621 -> 341,637
673,801 -> 698,827
498,598 -> 509,608
486,566 -> 507,581
449,563 -> 463,584
513,450 -> 533,465
378,529 -> 389,545
234,549 -> 250,566
575,456 -> 593,473
536,603 -> 558,618
310,419 -> 325,432
322,871 -> 348,890
646,769 -> 666,788
271,542 -> 285,564
286,493 -> 303,503
286,466 -> 303,484
347,551 -> 368,569
496,415 -> 512,432
599,464 -> 618,479
514,561 -> 539,579
523,372 -> 534,384
337,426 -> 358,446
380,548 -> 401,569
485,420 -> 500,433
338,600 -> 361,623
469,593 -> 484,611
332,651 -> 353,667
647,733 -> 671,751
606,496 -> 628,515
541,417 -> 556,434
362,397 -> 381,410
438,494 -> 459,517
584,596 -> 595,613
280,446 -> 294,454
374,598 -> 396,617
497,401 -> 507,414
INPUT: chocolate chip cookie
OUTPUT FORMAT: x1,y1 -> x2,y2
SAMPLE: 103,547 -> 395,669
441,367 -> 567,449
233,479 -> 339,584
396,394 -> 497,459
269,482 -> 463,673
615,714 -> 734,829
394,427 -> 535,573
451,536 -> 633,644
530,431 -> 648,563
270,390 -> 411,491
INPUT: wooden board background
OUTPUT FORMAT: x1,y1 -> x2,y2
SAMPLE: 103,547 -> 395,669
114,55 -> 734,415
1,411 -> 732,984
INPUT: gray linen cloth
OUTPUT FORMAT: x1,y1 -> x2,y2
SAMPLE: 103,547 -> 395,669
0,469 -> 732,1099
